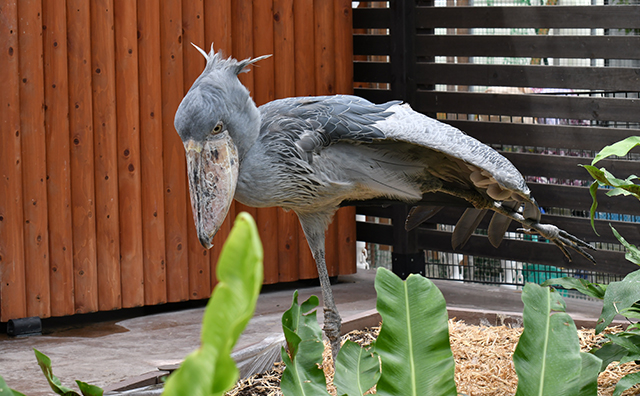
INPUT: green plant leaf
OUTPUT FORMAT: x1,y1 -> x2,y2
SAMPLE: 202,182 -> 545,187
541,277 -> 606,300
75,381 -> 103,396
280,342 -> 331,396
513,284 -> 584,396
577,352 -> 602,396
619,305 -> 640,320
611,226 -> 640,266
597,270 -> 640,334
162,212 -> 264,396
0,376 -> 26,396
613,371 -> 640,396
592,136 -> 640,165
281,291 -> 322,359
34,349 -> 80,396
334,340 -> 381,396
587,180 -> 600,235
279,291 -> 329,396
591,342 -> 630,371
605,333 -> 640,356
374,268 -> 457,396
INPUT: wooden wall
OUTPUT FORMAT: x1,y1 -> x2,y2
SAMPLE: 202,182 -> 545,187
0,0 -> 356,322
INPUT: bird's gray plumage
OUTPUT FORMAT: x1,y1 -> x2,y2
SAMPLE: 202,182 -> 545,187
175,45 -> 595,361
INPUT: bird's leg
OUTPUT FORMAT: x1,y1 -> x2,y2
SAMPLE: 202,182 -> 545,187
298,214 -> 342,363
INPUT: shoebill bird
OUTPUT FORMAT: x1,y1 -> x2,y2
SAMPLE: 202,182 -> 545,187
174,46 -> 595,359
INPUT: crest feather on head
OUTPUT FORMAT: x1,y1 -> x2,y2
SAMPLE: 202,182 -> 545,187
192,43 -> 271,76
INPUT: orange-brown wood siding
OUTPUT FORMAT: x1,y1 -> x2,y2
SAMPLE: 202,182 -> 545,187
0,0 -> 357,322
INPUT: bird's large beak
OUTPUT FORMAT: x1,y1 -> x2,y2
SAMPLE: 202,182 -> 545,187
184,131 -> 239,249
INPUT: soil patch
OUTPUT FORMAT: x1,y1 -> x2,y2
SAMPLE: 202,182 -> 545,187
227,320 -> 640,396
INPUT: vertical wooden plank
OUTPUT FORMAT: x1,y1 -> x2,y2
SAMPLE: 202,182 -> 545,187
160,0 -> 190,302
334,0 -> 357,276
0,0 -> 27,321
231,0 -> 254,91
19,0 -> 52,318
294,0 -> 318,279
43,0 -> 75,317
204,0 -> 232,54
313,0 -> 340,277
294,0 -> 316,96
204,0 -> 233,288
138,0 -> 168,306
231,0 -> 258,223
252,0 -> 280,285
91,0 -> 122,311
273,0 -> 299,283
114,0 -> 144,308
183,0 -> 211,300
67,0 -> 99,314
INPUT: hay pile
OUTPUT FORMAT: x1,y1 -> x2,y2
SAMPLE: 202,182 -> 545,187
227,320 -> 640,396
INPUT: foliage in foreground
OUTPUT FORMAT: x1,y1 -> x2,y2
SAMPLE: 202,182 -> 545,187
281,269 -> 599,396
543,136 -> 640,396
0,212 -> 263,396
161,212 -> 264,396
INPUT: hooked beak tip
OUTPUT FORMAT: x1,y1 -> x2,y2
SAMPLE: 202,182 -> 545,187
198,235 -> 213,249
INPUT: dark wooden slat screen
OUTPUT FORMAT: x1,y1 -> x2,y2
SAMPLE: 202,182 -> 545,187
353,1 -> 640,279
417,35 -> 640,60
415,92 -> 640,123
416,63 -> 640,91
416,6 -> 640,29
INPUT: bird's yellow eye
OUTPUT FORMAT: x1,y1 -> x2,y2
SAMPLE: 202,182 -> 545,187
213,122 -> 223,134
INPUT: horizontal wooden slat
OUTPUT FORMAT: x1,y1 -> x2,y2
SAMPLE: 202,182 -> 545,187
353,34 -> 391,55
416,91 -> 640,123
500,151 -> 640,181
353,7 -> 390,29
530,183 -> 640,216
416,35 -> 640,60
416,6 -> 640,29
354,87 -> 396,103
356,221 -> 635,275
445,120 -> 640,152
354,61 -> 392,83
357,203 -> 639,246
417,63 -> 640,91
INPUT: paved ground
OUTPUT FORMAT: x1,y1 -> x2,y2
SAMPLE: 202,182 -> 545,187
0,269 -> 608,396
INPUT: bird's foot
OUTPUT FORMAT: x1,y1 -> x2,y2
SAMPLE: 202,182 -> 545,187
519,222 -> 596,263
323,307 -> 342,363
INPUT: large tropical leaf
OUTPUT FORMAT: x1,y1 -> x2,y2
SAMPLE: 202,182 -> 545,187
162,212 -> 264,396
334,340 -> 381,396
577,352 -> 602,396
0,375 -> 25,396
279,292 -> 329,396
541,277 -> 606,300
374,268 -> 457,396
281,291 -> 322,359
613,371 -> 640,396
597,270 -> 640,334
513,283 -> 588,396
591,342 -> 630,372
592,136 -> 640,166
34,349 -> 81,396
611,226 -> 640,266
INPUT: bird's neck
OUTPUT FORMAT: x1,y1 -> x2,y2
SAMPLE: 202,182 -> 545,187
229,97 -> 261,162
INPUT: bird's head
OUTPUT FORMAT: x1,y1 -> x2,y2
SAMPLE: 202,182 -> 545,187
174,44 -> 270,248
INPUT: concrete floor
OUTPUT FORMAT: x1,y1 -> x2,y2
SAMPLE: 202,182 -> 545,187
0,269 -> 609,396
